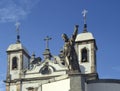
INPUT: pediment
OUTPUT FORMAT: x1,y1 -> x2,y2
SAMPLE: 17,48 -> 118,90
26,58 -> 68,76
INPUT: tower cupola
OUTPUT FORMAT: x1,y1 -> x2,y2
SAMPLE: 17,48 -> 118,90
6,23 -> 30,81
75,10 -> 98,80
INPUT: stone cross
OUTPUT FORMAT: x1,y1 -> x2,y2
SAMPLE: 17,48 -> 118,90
15,22 -> 21,43
82,9 -> 88,24
44,36 -> 52,49
15,22 -> 20,35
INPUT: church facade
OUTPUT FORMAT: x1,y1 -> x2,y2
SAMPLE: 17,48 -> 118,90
4,11 -> 120,91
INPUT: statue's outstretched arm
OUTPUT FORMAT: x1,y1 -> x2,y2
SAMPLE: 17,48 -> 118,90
71,25 -> 79,41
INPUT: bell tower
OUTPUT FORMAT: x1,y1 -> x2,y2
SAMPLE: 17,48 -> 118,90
75,10 -> 98,80
6,22 -> 30,81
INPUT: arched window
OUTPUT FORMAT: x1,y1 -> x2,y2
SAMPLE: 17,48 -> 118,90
81,47 -> 88,62
40,63 -> 52,75
12,57 -> 18,70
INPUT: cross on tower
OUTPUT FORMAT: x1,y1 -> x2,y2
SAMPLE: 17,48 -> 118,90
15,22 -> 21,43
82,9 -> 88,24
44,36 -> 52,49
15,22 -> 20,35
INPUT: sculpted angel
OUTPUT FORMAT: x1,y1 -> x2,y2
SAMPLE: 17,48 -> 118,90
62,25 -> 80,72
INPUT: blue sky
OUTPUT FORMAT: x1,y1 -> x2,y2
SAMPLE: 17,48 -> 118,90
0,0 -> 120,90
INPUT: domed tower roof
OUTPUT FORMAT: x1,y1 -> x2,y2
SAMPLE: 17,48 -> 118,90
7,43 -> 29,54
7,22 -> 29,55
75,32 -> 94,42
76,9 -> 95,42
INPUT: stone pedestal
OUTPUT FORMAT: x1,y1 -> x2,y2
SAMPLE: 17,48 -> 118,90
69,72 -> 85,91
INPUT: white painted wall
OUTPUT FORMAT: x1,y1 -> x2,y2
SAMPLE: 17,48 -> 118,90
10,85 -> 16,91
87,83 -> 120,91
21,78 -> 70,91
21,75 -> 69,91
42,78 -> 70,91
10,53 -> 21,80
78,44 -> 92,74
9,52 -> 29,80
22,82 -> 41,91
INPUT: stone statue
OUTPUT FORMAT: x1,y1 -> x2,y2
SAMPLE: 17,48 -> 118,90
62,25 -> 80,72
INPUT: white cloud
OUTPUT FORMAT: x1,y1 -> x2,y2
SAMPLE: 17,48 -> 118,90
0,0 -> 41,22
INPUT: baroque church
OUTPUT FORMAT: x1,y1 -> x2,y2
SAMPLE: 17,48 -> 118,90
4,10 -> 120,91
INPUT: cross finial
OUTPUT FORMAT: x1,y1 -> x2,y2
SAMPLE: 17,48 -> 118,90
15,22 -> 21,43
15,22 -> 20,34
44,36 -> 52,49
82,9 -> 88,24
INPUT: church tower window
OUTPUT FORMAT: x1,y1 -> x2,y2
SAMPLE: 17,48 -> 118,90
81,47 -> 88,62
12,57 -> 18,70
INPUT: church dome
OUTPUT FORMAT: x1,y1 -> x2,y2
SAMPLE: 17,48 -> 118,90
7,43 -> 29,54
75,32 -> 94,42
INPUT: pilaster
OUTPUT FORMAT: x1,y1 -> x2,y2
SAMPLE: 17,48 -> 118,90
16,81 -> 21,91
7,54 -> 10,80
91,42 -> 95,73
6,83 -> 10,91
19,54 -> 23,78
